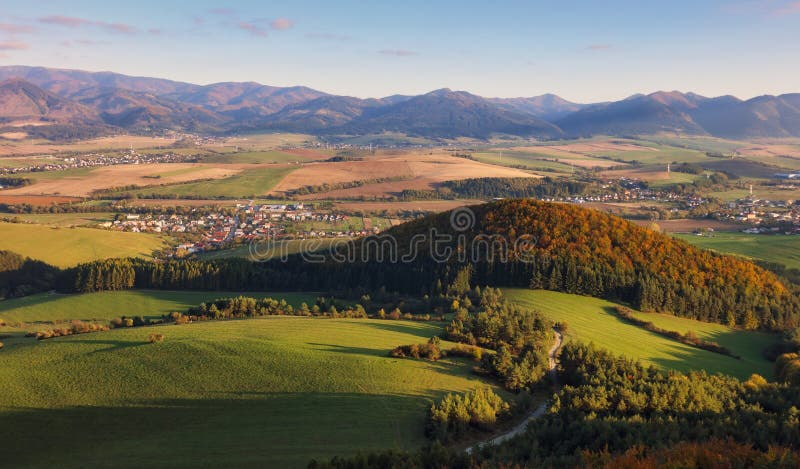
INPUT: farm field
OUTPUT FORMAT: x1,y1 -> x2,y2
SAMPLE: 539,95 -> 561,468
0,222 -> 167,267
200,149 -> 325,164
125,165 -> 297,198
5,163 -> 243,197
0,290 -> 317,328
504,289 -> 777,380
0,317 -> 493,468
675,231 -> 800,270
270,152 -> 535,197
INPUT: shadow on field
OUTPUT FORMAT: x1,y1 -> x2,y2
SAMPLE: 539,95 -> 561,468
307,342 -> 386,357
358,321 -> 441,338
0,393 -> 432,469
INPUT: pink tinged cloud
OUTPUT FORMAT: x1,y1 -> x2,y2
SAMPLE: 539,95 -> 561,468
270,18 -> 294,30
0,41 -> 29,51
38,15 -> 137,34
378,49 -> 418,56
0,23 -> 36,34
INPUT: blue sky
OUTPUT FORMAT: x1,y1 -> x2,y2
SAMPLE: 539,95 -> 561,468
0,0 -> 798,102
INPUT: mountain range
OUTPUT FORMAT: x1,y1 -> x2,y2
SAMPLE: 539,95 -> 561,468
1,65 -> 799,140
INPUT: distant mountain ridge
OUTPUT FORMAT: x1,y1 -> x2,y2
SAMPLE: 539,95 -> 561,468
0,65 -> 799,139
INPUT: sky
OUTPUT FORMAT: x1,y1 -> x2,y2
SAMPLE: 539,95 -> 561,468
0,0 -> 799,102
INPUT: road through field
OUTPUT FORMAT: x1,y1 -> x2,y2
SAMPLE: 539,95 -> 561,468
467,329 -> 562,454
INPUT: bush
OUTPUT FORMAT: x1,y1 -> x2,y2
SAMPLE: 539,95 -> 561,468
147,333 -> 165,343
390,337 -> 441,361
445,344 -> 483,361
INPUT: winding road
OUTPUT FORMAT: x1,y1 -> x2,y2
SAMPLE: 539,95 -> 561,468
466,329 -> 563,454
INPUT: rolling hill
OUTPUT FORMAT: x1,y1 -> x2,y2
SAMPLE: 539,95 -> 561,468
0,78 -> 99,124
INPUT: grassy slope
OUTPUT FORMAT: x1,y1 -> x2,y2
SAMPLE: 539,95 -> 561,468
504,289 -> 777,380
0,318 -> 491,468
8,212 -> 115,227
676,232 -> 800,270
130,166 -> 296,198
0,222 -> 167,267
0,290 -> 317,326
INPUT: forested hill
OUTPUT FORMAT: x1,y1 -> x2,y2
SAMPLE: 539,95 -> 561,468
56,200 -> 800,331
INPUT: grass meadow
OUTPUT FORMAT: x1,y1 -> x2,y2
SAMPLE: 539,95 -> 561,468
504,289 -> 777,380
676,232 -> 800,270
0,317 -> 493,468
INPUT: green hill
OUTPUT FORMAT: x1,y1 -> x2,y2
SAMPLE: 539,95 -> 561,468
505,289 -> 778,380
0,317 -> 493,468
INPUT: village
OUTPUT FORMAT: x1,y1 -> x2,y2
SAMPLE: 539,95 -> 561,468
0,148 -> 195,176
102,202 -> 383,255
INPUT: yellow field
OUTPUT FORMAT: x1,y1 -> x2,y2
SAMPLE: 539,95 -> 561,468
0,222 -> 167,267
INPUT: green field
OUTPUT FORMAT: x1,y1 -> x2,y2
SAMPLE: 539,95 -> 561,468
504,289 -> 777,379
676,232 -> 800,270
0,222 -> 167,267
7,212 -> 115,227
472,151 -> 575,173
128,166 -> 296,198
0,317 -> 493,468
0,290 -> 317,328
200,150 -> 311,164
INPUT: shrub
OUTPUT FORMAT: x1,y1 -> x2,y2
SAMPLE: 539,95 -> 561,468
446,344 -> 483,361
147,333 -> 165,343
390,337 -> 441,361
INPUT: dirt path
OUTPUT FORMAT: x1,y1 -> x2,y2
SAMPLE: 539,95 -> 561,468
466,329 -> 563,454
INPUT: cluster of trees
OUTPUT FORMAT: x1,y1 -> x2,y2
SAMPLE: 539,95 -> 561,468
472,342 -> 800,466
0,250 -> 60,299
426,387 -> 509,442
312,341 -> 800,467
0,177 -> 32,188
399,177 -> 590,200
444,287 -> 554,391
775,353 -> 800,386
671,162 -> 705,174
614,306 -> 739,358
390,337 -> 441,361
0,202 -> 112,214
